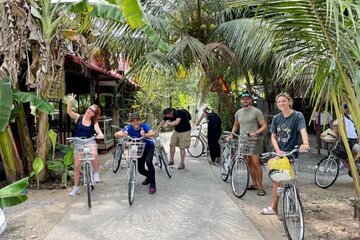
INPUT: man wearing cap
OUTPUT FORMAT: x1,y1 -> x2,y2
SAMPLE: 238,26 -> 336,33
159,107 -> 191,170
226,93 -> 268,196
114,113 -> 157,194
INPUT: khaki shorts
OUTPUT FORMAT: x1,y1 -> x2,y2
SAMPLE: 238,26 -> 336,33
170,131 -> 191,149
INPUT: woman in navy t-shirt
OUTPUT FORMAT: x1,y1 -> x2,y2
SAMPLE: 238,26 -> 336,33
67,93 -> 104,197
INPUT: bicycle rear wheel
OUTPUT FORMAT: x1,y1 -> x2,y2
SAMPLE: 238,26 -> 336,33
220,146 -> 231,182
187,135 -> 204,158
85,162 -> 92,208
315,155 -> 339,188
128,161 -> 136,206
282,185 -> 305,240
159,146 -> 171,178
231,156 -> 249,198
112,144 -> 122,173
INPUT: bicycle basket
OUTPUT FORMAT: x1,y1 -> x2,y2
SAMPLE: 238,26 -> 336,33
267,156 -> 295,182
238,139 -> 257,155
76,143 -> 97,161
126,141 -> 146,158
331,141 -> 347,159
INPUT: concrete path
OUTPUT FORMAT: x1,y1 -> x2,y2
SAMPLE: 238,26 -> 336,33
45,134 -> 264,240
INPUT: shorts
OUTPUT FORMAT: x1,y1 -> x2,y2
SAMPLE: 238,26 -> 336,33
170,130 -> 191,149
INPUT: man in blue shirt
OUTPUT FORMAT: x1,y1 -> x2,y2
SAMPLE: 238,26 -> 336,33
114,113 -> 157,194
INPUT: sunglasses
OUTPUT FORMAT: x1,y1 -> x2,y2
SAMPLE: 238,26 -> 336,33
88,107 -> 96,113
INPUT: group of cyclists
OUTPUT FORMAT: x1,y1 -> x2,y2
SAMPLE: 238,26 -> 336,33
66,91 -> 359,218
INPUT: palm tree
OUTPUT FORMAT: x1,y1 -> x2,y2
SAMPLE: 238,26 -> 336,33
225,0 -> 360,197
67,0 -> 275,114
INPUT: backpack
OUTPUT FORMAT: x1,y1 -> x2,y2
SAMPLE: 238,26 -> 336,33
207,112 -> 221,129
180,109 -> 192,121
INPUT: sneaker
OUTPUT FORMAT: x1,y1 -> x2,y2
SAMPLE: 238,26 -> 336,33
142,178 -> 150,185
149,186 -> 157,194
68,186 -> 80,196
94,172 -> 102,183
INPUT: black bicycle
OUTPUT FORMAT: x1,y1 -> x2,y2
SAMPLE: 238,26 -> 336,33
111,125 -> 126,173
153,128 -> 171,178
315,139 -> 360,188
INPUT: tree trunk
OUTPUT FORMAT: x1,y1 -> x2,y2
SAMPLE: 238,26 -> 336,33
17,107 -> 36,174
0,125 -> 24,182
36,111 -> 49,182
206,72 -> 234,115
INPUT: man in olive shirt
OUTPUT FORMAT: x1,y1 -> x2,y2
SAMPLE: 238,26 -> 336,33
159,108 -> 191,170
227,93 -> 268,196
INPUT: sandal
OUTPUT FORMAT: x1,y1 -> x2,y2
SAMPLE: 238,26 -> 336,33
247,185 -> 257,190
169,161 -> 174,166
260,207 -> 277,215
177,164 -> 185,170
257,189 -> 266,196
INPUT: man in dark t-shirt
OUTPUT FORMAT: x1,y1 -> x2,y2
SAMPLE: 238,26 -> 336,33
159,108 -> 191,170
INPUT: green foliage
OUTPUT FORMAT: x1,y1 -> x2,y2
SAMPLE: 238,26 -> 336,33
12,91 -> 55,114
0,157 -> 44,208
0,178 -> 29,208
0,77 -> 12,132
47,144 -> 74,187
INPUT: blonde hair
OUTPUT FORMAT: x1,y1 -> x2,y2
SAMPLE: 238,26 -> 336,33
90,104 -> 101,123
275,92 -> 294,108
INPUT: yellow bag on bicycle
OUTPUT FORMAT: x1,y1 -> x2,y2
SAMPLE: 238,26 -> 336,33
267,156 -> 295,182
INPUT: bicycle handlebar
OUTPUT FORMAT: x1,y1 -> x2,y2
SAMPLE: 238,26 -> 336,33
261,146 -> 300,159
67,136 -> 96,143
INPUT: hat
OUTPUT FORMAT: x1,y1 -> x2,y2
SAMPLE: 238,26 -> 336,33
240,93 -> 252,99
320,128 -> 337,139
130,113 -> 140,121
352,143 -> 360,154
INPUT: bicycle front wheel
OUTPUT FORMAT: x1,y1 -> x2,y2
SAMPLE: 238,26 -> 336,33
85,162 -> 92,208
282,185 -> 305,240
159,146 -> 172,178
128,161 -> 136,206
231,156 -> 249,198
112,144 -> 122,173
220,146 -> 231,182
187,135 -> 205,158
315,155 -> 339,189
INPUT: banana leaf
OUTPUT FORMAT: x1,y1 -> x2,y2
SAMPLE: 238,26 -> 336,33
0,178 -> 29,208
0,78 -> 12,132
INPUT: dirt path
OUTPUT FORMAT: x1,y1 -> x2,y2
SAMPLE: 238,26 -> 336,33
1,143 -> 360,239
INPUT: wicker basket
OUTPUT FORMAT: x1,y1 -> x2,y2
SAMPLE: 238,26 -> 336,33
76,143 -> 97,161
331,141 -> 347,160
238,139 -> 257,155
125,141 -> 146,158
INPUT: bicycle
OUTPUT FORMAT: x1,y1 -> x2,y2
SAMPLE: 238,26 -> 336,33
111,125 -> 126,173
315,139 -> 360,188
219,131 -> 251,198
124,136 -> 146,206
261,147 -> 304,240
187,122 -> 208,158
67,136 -> 97,208
219,131 -> 238,182
153,127 -> 172,178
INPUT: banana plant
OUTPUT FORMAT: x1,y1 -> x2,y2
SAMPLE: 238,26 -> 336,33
0,157 -> 43,208
47,144 -> 74,188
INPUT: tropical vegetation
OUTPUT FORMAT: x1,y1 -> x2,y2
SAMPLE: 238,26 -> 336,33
0,0 -> 359,205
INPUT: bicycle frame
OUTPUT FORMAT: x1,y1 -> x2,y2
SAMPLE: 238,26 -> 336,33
67,136 -> 97,208
261,147 -> 304,240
